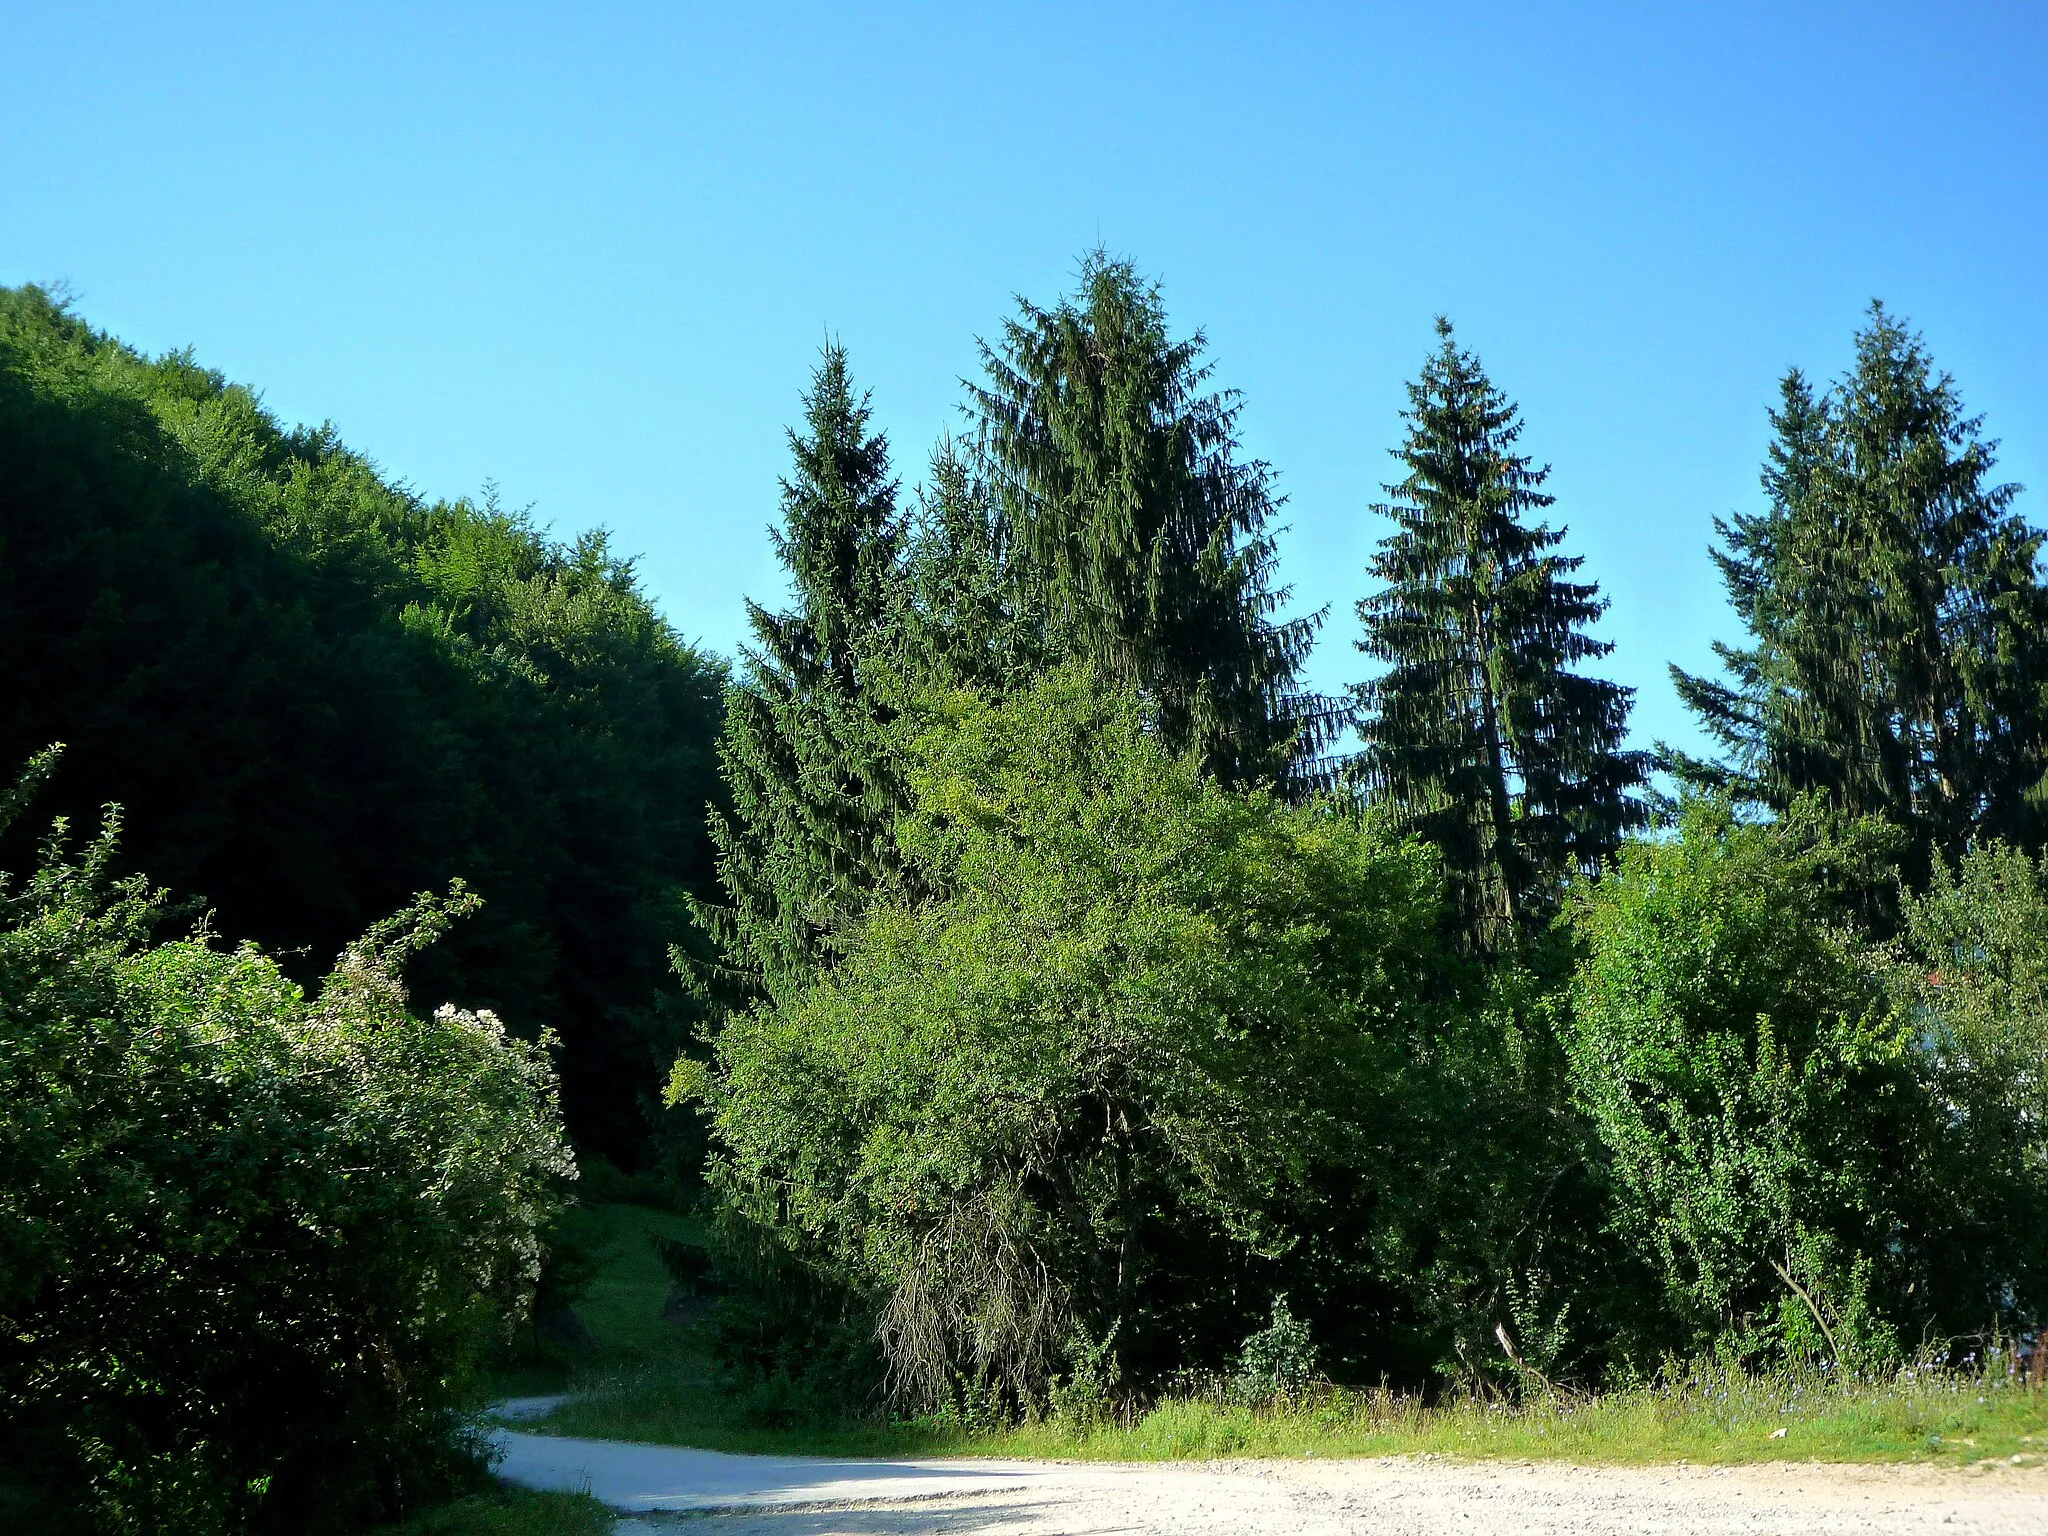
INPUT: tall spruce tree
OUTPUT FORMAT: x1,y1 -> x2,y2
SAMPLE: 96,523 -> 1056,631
1353,319 -> 1646,951
1671,305 -> 2048,873
705,343 -> 907,994
970,253 -> 1335,786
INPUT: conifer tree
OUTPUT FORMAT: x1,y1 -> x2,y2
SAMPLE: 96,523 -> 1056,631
970,253 -> 1334,786
1671,305 -> 2048,872
1666,371 -> 1831,797
888,435 -> 1051,694
706,343 -> 907,993
1353,320 -> 1646,950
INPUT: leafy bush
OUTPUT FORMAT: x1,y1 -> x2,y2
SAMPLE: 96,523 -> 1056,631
687,667 -> 1451,1411
1887,843 -> 2048,1329
1566,799 -> 1929,1363
0,756 -> 573,1534
1231,1296 -> 1321,1402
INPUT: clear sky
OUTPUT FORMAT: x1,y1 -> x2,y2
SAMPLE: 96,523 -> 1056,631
7,2 -> 2044,756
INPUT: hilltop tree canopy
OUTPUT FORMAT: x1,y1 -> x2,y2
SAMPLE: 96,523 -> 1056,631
0,284 -> 725,1162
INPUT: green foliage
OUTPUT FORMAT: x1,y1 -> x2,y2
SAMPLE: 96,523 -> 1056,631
1671,305 -> 2048,879
0,767 -> 572,1534
972,253 -> 1333,787
695,665 -> 1451,1411
528,1331 -> 2048,1470
27,257 -> 2048,1468
1888,843 -> 2048,1326
505,270 -> 2048,1420
1230,1295 -> 1321,1402
702,341 -> 908,996
0,283 -> 725,1164
889,434 -> 1052,694
1353,319 -> 1646,952
1040,1356 -> 2046,1466
1566,799 -> 1932,1362
1374,949 -> 1655,1391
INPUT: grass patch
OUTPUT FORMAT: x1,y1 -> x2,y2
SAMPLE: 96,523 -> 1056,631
538,1365 -> 976,1458
544,1367 -> 2048,1466
971,1369 -> 2048,1466
487,1199 -> 702,1399
540,1345 -> 2048,1466
375,1488 -> 612,1536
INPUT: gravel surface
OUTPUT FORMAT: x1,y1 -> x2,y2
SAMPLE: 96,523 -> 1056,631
490,1423 -> 2048,1534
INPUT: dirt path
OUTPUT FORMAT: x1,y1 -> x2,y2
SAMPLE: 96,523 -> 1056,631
491,1419 -> 2048,1534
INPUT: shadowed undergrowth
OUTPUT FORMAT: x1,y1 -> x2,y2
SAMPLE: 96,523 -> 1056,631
375,1490 -> 612,1536
511,1215 -> 2048,1466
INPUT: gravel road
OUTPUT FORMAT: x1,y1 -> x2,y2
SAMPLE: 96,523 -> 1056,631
490,1412 -> 2048,1535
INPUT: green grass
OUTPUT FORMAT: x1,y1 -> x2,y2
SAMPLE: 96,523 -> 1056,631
486,1199 -> 702,1399
537,1358 -> 2048,1467
507,1203 -> 2048,1469
375,1488 -> 613,1536
537,1364 -> 973,1458
974,1370 -> 2048,1466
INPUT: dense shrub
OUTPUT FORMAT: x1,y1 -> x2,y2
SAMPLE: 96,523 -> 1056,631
688,709 -> 2048,1412
0,756 -> 573,1534
685,667 -> 1454,1411
1566,799 -> 1935,1363
1887,843 -> 2048,1330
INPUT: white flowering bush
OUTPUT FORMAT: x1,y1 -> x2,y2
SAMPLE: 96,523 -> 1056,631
0,754 -> 574,1535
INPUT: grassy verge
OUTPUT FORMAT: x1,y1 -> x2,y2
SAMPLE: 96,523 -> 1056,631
506,1203 -> 2048,1469
982,1372 -> 2048,1466
538,1362 -> 2048,1467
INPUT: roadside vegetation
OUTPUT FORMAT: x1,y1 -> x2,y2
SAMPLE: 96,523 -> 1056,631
509,1202 -> 2047,1469
0,754 -> 573,1534
541,1368 -> 2048,1470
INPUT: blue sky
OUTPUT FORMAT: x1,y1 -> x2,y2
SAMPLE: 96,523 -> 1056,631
7,2 -> 2044,756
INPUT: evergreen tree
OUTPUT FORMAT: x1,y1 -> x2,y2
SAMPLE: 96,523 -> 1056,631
887,435 -> 1051,695
1671,305 -> 2048,873
705,343 -> 907,994
1666,372 -> 1832,798
1353,319 -> 1646,951
970,253 -> 1334,786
